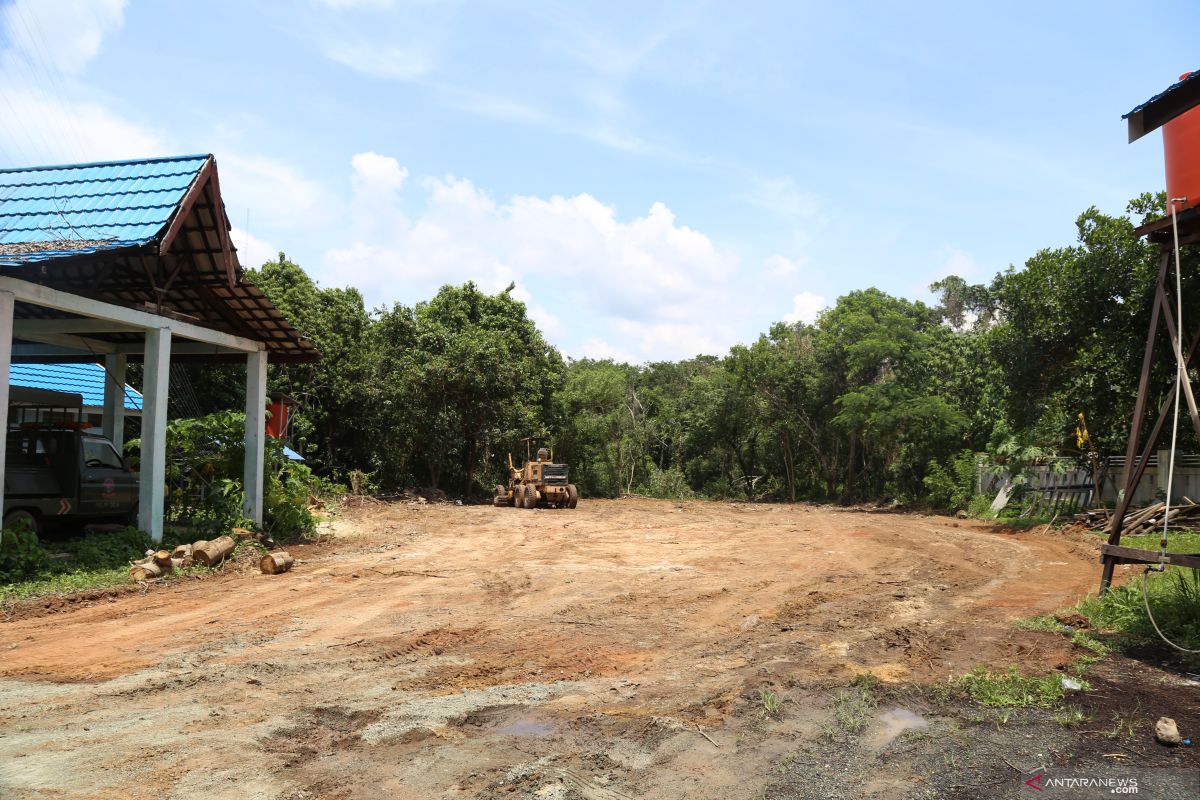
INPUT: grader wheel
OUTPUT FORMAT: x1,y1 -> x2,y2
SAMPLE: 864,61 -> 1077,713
524,486 -> 539,509
566,484 -> 578,509
493,484 -> 507,507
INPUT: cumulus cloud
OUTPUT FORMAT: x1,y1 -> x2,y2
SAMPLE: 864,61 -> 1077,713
322,153 -> 758,361
783,291 -> 827,325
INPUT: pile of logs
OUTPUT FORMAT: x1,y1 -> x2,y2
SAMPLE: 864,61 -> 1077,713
128,530 -> 294,581
1076,497 -> 1200,536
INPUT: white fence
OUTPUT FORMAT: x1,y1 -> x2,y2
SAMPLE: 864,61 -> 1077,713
976,451 -> 1200,512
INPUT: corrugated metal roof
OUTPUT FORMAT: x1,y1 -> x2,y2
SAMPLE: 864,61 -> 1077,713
0,154 -> 209,260
1124,70 -> 1199,119
9,362 -> 143,411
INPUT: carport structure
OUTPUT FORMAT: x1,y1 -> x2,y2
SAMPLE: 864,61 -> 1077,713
0,154 -> 320,541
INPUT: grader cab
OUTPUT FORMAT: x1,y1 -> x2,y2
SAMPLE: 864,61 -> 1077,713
494,440 -> 578,509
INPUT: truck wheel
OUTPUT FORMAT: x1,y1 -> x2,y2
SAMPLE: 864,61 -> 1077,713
3,509 -> 38,536
566,484 -> 578,509
524,486 -> 538,509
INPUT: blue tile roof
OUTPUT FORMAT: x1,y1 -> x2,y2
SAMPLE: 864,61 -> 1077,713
9,363 -> 142,411
0,154 -> 210,262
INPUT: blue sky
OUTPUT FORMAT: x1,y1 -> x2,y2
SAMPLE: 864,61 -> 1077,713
0,0 -> 1195,362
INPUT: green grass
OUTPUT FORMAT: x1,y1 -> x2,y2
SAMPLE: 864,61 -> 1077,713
830,674 -> 879,733
0,566 -> 131,605
1013,614 -> 1063,634
1,563 -> 214,608
1076,566 -> 1200,662
1053,705 -> 1091,727
758,687 -> 783,718
954,667 -> 1082,709
0,526 -> 228,610
1116,530 -> 1200,554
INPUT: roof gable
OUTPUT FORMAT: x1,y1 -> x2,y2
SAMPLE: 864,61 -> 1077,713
0,154 -> 320,363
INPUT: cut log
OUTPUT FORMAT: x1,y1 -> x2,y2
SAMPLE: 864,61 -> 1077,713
193,535 -> 235,567
171,543 -> 194,568
129,558 -> 170,581
170,557 -> 185,570
152,550 -> 173,567
259,552 -> 294,575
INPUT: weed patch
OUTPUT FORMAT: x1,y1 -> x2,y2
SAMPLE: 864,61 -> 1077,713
829,674 -> 879,734
758,687 -> 783,719
954,667 -> 1077,708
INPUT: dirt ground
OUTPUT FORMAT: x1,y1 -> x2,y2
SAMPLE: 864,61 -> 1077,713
0,499 -> 1196,799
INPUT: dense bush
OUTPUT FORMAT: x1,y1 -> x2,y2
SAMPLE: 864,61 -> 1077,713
130,411 -> 344,542
0,527 -> 49,582
923,450 -> 979,511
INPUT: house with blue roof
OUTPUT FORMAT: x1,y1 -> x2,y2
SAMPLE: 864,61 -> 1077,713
10,362 -> 142,416
0,154 -> 319,540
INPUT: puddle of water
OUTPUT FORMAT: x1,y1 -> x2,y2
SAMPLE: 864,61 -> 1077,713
864,708 -> 928,749
496,718 -> 556,738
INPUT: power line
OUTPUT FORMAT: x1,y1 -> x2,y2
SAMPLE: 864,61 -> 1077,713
9,1 -> 88,159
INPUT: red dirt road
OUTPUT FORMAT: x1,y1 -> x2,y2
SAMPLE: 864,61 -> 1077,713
0,499 -> 1104,799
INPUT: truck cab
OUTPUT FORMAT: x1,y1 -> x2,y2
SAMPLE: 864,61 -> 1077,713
4,426 -> 139,534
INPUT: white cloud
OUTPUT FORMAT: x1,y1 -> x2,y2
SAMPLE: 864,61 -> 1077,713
1,0 -> 126,75
740,176 -> 820,219
0,0 -> 162,166
933,245 -> 985,281
783,291 -> 827,325
321,39 -> 433,80
230,226 -> 278,271
765,254 -> 808,279
217,154 -> 324,230
322,154 -> 757,361
0,85 -> 169,164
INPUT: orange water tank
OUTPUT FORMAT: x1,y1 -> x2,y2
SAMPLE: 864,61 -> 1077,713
1164,72 -> 1200,212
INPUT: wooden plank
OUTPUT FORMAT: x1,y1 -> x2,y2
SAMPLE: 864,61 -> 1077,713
1101,544 -> 1200,570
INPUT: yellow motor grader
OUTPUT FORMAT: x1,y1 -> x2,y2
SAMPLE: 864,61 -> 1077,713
494,440 -> 578,509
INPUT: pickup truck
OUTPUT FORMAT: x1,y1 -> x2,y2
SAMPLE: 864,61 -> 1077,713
3,427 -> 139,534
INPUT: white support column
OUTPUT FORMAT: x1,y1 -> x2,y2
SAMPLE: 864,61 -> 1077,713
102,353 -> 127,451
0,292 -> 13,530
139,328 -> 171,543
243,349 -> 268,526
